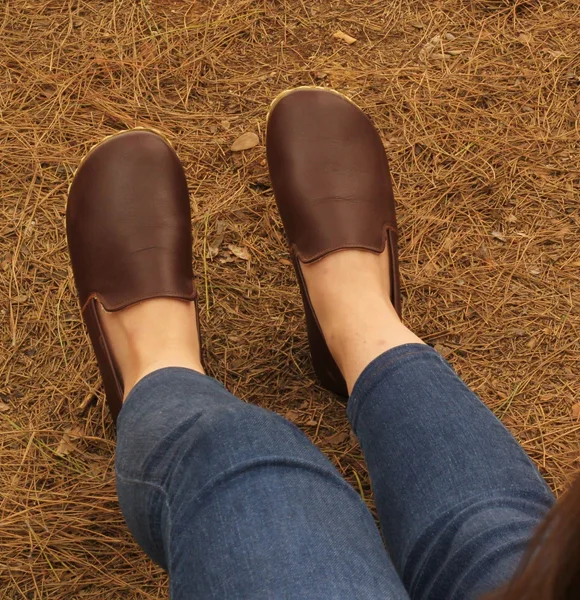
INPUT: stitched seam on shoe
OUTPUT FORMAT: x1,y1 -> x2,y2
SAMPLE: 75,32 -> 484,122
292,224 -> 397,264
81,289 -> 198,314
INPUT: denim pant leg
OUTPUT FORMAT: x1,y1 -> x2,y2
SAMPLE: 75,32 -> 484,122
348,344 -> 555,600
115,367 -> 410,600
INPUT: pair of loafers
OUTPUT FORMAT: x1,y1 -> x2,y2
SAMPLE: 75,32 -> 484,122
67,87 -> 401,421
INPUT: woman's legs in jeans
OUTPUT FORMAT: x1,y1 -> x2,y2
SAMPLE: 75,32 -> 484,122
105,247 -> 553,599
301,248 -> 554,599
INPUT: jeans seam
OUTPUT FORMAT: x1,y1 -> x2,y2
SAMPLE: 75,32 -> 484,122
116,472 -> 174,572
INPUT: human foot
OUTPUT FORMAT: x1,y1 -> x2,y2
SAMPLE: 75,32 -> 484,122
267,87 -> 423,395
99,298 -> 203,399
301,248 -> 423,393
67,130 -> 199,420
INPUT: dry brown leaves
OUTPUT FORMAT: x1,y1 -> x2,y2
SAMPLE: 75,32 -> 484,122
1,0 -> 580,597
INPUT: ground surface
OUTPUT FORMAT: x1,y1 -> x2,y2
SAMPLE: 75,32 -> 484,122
1,0 -> 580,597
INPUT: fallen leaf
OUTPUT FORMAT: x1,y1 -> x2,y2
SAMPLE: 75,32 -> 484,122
518,32 -> 532,44
227,244 -> 251,261
409,19 -> 425,29
0,401 -> 10,412
419,42 -> 435,60
220,120 -> 231,130
11,294 -> 28,303
231,132 -> 259,152
431,53 -> 447,60
530,166 -> 552,178
572,403 -> 580,419
491,231 -> 507,242
88,462 -> 102,477
503,416 -> 516,428
325,431 -> 349,446
444,32 -> 456,41
284,409 -> 301,423
333,30 -> 357,45
1,254 -> 12,270
304,420 -> 318,427
506,214 -> 518,223
528,266 -> 541,275
67,426 -> 83,439
55,431 -> 78,457
447,50 -> 464,56
279,258 -> 292,266
208,234 -> 224,259
434,343 -> 453,358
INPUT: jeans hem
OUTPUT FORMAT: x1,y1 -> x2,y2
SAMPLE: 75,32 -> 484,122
120,367 -> 225,423
348,343 -> 438,428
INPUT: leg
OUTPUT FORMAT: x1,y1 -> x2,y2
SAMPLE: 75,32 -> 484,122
106,300 -> 410,600
302,250 -> 555,599
349,345 -> 554,600
267,87 -> 554,599
68,128 -> 408,598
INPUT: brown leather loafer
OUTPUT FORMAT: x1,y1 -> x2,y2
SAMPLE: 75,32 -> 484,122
67,129 -> 198,421
266,87 -> 401,397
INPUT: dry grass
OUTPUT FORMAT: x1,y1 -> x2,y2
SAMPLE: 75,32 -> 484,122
1,0 -> 580,597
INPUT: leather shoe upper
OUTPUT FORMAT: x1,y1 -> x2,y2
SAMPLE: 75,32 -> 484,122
67,130 -> 196,312
267,88 -> 397,264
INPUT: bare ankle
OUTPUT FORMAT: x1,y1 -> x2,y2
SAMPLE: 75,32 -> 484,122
100,298 -> 203,398
301,249 -> 425,392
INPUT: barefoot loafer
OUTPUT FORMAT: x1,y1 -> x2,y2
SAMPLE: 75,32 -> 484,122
267,88 -> 401,397
67,130 -> 198,421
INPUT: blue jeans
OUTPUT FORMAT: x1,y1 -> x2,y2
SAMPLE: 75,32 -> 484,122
116,344 -> 554,599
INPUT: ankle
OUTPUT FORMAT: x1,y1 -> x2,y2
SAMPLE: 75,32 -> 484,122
324,296 -> 422,391
100,299 -> 204,398
123,331 -> 204,391
301,249 -> 425,392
